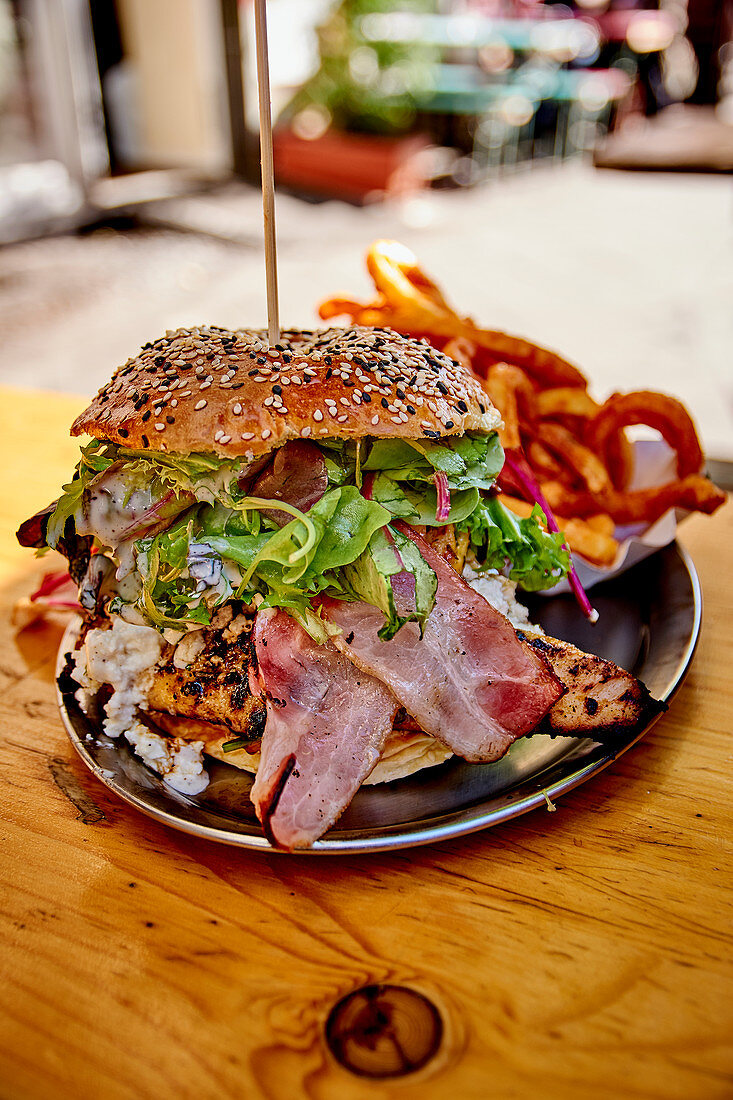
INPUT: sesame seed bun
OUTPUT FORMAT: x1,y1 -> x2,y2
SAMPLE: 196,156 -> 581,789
71,325 -> 501,456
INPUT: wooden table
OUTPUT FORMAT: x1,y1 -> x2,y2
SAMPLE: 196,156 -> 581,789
1,387 -> 731,1100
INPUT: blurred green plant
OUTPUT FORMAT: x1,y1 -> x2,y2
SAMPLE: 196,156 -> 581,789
284,0 -> 437,136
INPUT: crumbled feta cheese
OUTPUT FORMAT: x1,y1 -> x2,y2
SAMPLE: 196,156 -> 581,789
464,566 -> 542,633
173,630 -> 206,669
223,613 -> 254,642
125,721 -> 209,795
72,618 -> 166,739
70,647 -> 100,713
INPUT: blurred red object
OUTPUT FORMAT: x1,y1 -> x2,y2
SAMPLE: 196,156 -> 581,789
274,129 -> 432,204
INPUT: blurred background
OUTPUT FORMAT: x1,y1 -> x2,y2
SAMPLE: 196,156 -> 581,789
0,0 -> 731,461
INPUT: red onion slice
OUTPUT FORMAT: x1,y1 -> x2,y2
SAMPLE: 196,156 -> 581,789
30,570 -> 75,602
383,525 -> 416,615
433,471 -> 451,522
502,451 -> 598,623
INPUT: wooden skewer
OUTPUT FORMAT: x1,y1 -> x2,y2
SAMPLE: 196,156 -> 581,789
253,0 -> 280,346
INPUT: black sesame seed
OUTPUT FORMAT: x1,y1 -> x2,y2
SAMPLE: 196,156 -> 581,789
362,393 -> 371,403
381,398 -> 389,409
445,420 -> 455,429
166,415 -> 175,424
325,367 -> 333,380
479,402 -> 486,414
407,405 -> 416,415
324,355 -> 332,365
142,410 -> 151,422
457,400 -> 468,413
436,381 -> 449,395
141,434 -> 149,447
272,384 -> 282,395
118,428 -> 129,438
155,356 -> 166,366
396,387 -> 406,400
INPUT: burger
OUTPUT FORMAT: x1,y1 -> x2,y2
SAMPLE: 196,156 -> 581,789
18,325 -> 662,850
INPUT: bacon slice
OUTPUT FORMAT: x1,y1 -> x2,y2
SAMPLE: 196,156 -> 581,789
251,440 -> 328,525
251,608 -> 398,850
320,526 -> 564,763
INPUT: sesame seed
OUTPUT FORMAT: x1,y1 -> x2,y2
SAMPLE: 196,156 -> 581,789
262,429 -> 271,440
155,423 -> 165,431
195,400 -> 207,410
371,414 -> 379,426
302,426 -> 311,437
337,414 -> 348,423
241,432 -> 255,440
313,409 -> 323,422
233,403 -> 242,415
219,434 -> 231,444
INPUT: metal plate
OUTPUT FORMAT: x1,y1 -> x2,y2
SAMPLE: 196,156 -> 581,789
57,542 -> 701,854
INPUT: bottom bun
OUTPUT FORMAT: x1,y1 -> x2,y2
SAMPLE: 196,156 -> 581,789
150,711 -> 452,785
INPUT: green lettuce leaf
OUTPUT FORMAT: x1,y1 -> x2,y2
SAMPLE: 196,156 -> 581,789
340,525 -> 438,640
458,496 -> 570,591
370,474 -> 479,527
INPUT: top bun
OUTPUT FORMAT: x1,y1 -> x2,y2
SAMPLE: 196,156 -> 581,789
71,326 -> 501,457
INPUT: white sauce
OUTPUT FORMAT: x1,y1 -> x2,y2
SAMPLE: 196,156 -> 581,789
76,469 -> 155,550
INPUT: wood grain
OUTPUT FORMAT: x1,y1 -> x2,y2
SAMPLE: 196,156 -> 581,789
1,387 -> 731,1100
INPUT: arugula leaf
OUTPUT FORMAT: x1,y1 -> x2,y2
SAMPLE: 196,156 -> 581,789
46,477 -> 86,548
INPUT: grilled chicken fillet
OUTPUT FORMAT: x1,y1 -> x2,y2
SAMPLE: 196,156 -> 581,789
147,615 -> 266,741
519,632 -> 666,737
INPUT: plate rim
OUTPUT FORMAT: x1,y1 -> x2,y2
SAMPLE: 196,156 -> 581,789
56,542 -> 702,855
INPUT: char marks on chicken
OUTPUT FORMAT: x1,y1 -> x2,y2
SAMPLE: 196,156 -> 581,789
519,633 -> 666,738
147,610 -> 266,741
